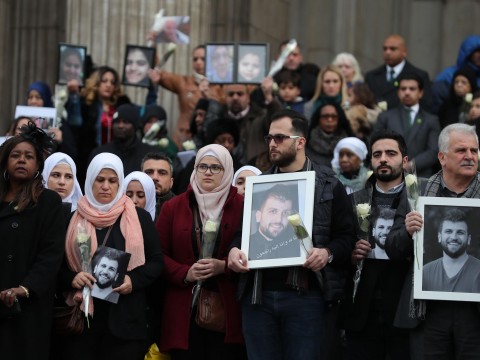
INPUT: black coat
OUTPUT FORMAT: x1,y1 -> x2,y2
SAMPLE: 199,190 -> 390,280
88,137 -> 158,178
59,207 -> 163,340
0,190 -> 66,360
339,185 -> 411,331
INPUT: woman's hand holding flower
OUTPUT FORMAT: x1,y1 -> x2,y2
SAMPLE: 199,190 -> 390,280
187,259 -> 225,281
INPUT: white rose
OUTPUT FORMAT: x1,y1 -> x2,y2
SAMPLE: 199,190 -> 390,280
465,93 -> 473,103
377,101 -> 388,112
158,138 -> 169,148
356,203 -> 371,218
77,233 -> 89,244
167,42 -> 177,53
183,140 -> 197,151
287,213 -> 302,226
405,174 -> 417,187
204,220 -> 219,232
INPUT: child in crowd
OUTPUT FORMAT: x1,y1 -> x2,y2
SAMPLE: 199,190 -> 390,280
275,69 -> 306,114
468,91 -> 480,123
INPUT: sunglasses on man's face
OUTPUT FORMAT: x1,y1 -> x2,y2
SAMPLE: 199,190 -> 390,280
264,134 -> 301,145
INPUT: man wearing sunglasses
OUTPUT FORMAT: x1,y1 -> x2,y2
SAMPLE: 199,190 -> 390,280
228,109 -> 355,360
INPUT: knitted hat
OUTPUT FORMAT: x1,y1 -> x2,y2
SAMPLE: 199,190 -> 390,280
453,67 -> 479,93
195,98 -> 210,112
113,104 -> 141,129
205,118 -> 239,146
142,105 -> 167,126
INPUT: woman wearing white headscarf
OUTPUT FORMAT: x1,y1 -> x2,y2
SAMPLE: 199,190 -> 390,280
331,137 -> 370,194
157,144 -> 246,359
232,165 -> 262,196
123,171 -> 156,221
42,152 -> 83,212
59,152 -> 163,360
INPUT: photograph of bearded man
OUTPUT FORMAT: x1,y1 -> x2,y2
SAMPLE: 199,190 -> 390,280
423,207 -> 480,293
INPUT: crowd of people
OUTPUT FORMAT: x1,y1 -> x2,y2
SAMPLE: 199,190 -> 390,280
1,32 -> 480,360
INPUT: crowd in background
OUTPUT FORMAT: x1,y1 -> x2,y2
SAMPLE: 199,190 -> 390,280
1,32 -> 480,360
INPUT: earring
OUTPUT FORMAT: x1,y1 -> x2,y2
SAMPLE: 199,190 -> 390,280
34,171 -> 40,179
3,170 -> 8,181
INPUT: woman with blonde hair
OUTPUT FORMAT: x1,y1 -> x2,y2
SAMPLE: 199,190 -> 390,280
306,64 -> 349,120
332,52 -> 363,88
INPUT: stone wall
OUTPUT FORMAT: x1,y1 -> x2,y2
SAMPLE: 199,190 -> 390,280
1,0 -> 479,134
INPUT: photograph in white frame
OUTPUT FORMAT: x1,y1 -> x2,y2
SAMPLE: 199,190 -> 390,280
414,196 -> 480,302
241,171 -> 315,269
14,106 -> 57,130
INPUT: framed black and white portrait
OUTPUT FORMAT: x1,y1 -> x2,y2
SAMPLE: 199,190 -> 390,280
241,171 -> 316,269
57,43 -> 87,86
237,43 -> 268,84
122,45 -> 156,88
205,43 -> 235,84
414,197 -> 480,302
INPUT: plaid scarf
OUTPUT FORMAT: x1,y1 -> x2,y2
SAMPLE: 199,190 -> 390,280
424,170 -> 480,198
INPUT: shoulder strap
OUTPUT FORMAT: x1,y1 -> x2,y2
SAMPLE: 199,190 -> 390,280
193,206 -> 202,252
100,225 -> 113,247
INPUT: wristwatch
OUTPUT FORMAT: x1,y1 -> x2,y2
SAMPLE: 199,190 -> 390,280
326,248 -> 333,264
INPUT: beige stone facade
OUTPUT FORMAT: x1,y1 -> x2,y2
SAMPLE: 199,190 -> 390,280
1,0 -> 479,134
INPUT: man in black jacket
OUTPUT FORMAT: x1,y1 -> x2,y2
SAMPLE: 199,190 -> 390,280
228,109 -> 354,360
89,104 -> 157,177
342,130 -> 413,360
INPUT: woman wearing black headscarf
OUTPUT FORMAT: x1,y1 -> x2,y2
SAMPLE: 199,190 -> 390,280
438,67 -> 479,129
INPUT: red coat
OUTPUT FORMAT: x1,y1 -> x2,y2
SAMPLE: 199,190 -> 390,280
156,186 -> 244,352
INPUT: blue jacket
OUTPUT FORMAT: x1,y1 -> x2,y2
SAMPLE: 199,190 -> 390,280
433,35 -> 480,112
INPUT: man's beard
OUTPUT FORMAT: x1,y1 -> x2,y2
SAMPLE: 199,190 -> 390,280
375,237 -> 386,250
374,163 -> 403,182
95,273 -> 115,289
270,143 -> 297,168
442,241 -> 467,259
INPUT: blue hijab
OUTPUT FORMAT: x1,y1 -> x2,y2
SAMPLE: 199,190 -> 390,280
27,81 -> 53,107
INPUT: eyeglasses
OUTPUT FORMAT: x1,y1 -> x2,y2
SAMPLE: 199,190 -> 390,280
196,163 -> 224,174
264,134 -> 301,144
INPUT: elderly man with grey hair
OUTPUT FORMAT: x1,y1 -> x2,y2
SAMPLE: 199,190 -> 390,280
405,123 -> 480,359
